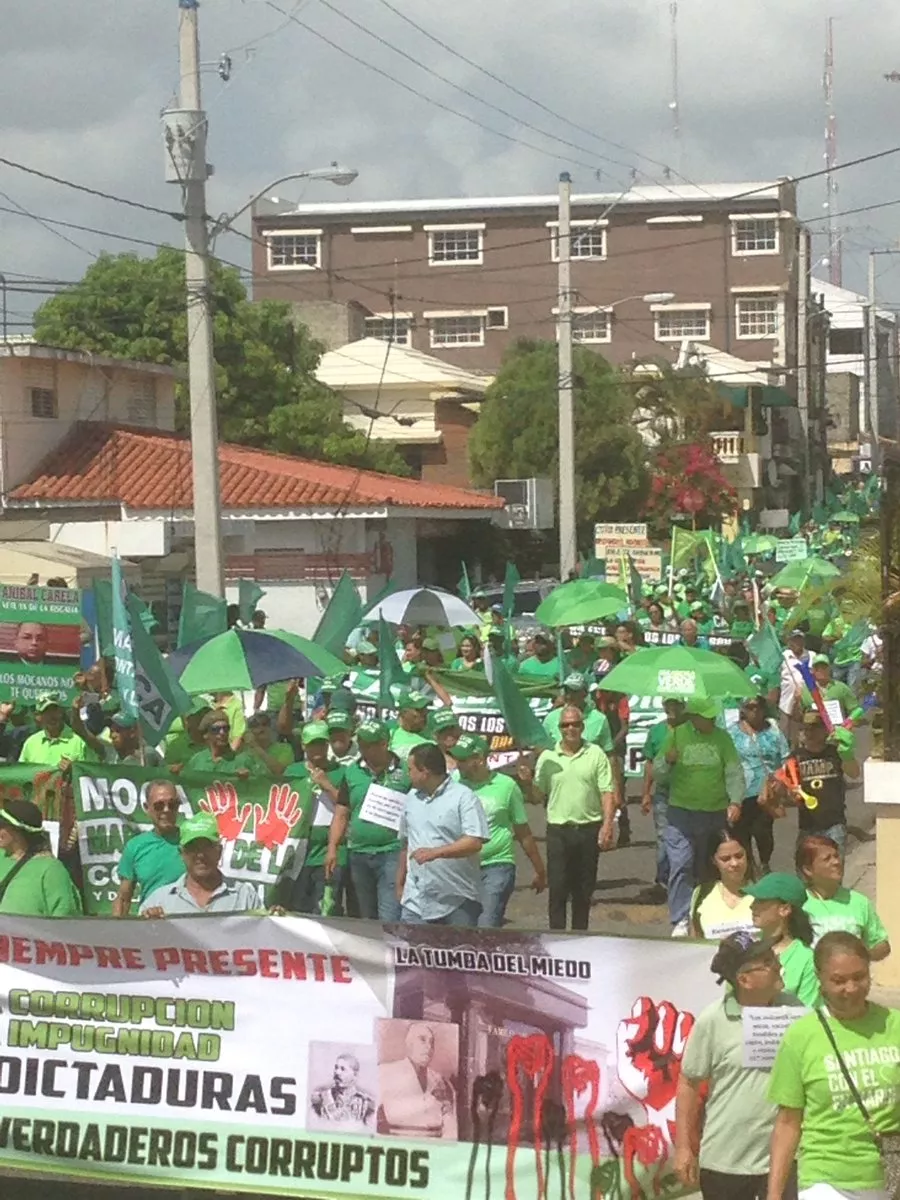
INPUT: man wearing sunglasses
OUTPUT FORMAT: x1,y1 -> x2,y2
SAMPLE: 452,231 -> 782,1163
112,779 -> 185,916
184,709 -> 263,778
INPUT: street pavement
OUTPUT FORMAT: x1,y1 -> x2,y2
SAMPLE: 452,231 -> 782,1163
506,727 -> 876,935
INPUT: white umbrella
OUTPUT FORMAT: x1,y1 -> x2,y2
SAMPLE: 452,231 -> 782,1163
363,587 -> 481,627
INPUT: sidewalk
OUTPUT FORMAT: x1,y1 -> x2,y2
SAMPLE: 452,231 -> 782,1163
844,824 -> 900,1007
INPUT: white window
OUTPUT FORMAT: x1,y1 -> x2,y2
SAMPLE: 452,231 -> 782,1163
735,295 -> 780,339
486,307 -> 508,330
549,219 -> 608,261
654,306 -> 710,341
30,387 -> 57,419
266,230 -> 322,270
429,315 -> 485,347
572,310 -> 611,344
731,216 -> 779,255
426,226 -> 484,265
364,316 -> 412,346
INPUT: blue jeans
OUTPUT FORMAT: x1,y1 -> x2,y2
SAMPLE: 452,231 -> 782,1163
350,850 -> 402,922
662,806 -> 727,926
400,898 -> 482,927
651,792 -> 670,887
478,862 -> 516,928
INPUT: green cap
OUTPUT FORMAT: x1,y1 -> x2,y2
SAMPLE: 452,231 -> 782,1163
397,688 -> 430,711
451,733 -> 488,760
686,698 -> 719,719
811,654 -> 831,667
301,720 -> 331,745
357,718 -> 389,743
35,691 -> 65,714
356,640 -> 377,655
326,711 -> 354,732
596,636 -> 618,650
328,687 -> 356,713
432,708 -> 461,731
180,811 -> 221,846
743,873 -> 807,907
109,712 -> 138,730
421,637 -> 441,651
563,672 -> 588,691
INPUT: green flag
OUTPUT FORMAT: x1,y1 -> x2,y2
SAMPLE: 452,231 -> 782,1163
727,536 -> 748,575
747,621 -> 784,679
788,511 -> 802,535
627,554 -> 643,608
313,572 -> 363,658
378,616 -> 407,710
178,583 -> 228,647
833,618 -> 870,661
502,562 -> 521,620
238,579 -> 266,625
488,654 -> 553,750
811,501 -> 829,527
111,555 -> 139,723
126,592 -> 192,747
457,562 -> 472,601
670,526 -> 702,568
581,554 -> 605,579
863,474 -> 881,509
93,578 -> 156,657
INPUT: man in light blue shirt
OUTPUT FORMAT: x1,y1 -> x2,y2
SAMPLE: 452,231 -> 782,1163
397,742 -> 489,927
140,812 -> 259,916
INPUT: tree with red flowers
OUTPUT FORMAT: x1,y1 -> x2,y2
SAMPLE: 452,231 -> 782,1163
644,441 -> 738,534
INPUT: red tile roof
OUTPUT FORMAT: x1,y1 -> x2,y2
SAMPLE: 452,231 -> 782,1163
9,423 -> 503,512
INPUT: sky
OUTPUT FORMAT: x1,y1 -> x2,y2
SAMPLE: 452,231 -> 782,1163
2,0 -> 900,329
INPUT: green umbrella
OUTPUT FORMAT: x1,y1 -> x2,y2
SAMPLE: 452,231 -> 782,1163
534,580 -> 628,627
770,558 -> 840,591
598,645 -> 754,701
830,511 -> 860,523
743,534 -> 778,555
168,628 -> 347,694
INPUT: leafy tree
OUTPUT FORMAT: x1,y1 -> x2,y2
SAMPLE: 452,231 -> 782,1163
468,339 -> 649,546
33,248 -> 408,475
643,441 -> 738,534
625,356 -> 738,445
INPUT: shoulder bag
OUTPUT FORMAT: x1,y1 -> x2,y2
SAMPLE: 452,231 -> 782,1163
816,1007 -> 900,1199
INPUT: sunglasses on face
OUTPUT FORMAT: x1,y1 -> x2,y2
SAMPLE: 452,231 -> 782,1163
560,721 -> 583,729
208,724 -> 229,734
151,801 -> 179,812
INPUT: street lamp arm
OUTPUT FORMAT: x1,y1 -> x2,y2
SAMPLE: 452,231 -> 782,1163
211,164 -> 358,234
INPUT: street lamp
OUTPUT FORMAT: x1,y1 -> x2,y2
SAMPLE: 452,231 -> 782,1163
211,163 -> 358,239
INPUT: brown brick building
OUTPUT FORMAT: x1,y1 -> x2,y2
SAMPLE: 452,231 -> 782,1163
252,180 -> 803,374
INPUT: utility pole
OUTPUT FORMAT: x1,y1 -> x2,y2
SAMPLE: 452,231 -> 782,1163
796,229 -> 812,512
164,0 -> 224,596
823,17 -> 842,287
867,250 -> 880,465
557,172 -> 576,580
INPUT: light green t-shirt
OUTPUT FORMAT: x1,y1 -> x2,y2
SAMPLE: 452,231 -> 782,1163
471,773 -> 527,867
803,886 -> 889,949
18,728 -> 88,767
778,939 -> 820,1008
517,654 -> 562,680
682,990 -> 801,1175
542,707 -> 613,752
342,758 -> 410,854
535,742 -> 613,824
690,882 -> 755,940
389,727 -> 431,761
185,747 -> 266,777
0,853 -> 83,917
657,723 -> 743,812
769,1005 -> 900,1190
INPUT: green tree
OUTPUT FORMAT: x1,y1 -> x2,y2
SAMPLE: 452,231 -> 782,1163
33,248 -> 408,475
468,339 -> 649,546
625,355 -> 737,445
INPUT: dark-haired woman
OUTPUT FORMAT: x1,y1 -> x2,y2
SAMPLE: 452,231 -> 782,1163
689,829 -> 755,940
450,634 -> 482,671
768,932 -> 900,1200
797,834 -> 891,961
0,800 -> 82,916
745,873 -> 819,1007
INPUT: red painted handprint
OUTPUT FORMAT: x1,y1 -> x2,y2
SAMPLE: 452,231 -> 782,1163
200,781 -> 252,841
253,783 -> 303,849
561,1055 -> 602,1200
615,998 -> 694,1146
505,1033 -> 555,1200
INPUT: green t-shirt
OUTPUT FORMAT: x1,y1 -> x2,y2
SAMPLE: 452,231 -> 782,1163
266,742 -> 295,768
542,707 -> 613,751
801,680 -> 857,717
657,723 -> 743,812
803,886 -> 889,949
517,654 -> 562,680
643,718 -> 671,767
283,762 -> 347,868
118,828 -> 183,902
535,742 -> 613,824
389,727 -> 430,761
472,773 -> 528,867
778,939 -> 820,1008
342,757 -> 410,854
769,1005 -> 900,1190
185,747 -> 266,777
682,991 -> 801,1175
18,728 -> 88,766
0,853 -> 83,916
163,726 -> 195,766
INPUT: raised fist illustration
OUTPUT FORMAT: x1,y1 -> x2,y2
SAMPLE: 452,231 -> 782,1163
615,997 -> 694,1142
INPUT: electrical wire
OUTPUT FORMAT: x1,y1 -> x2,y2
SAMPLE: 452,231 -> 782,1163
0,156 -> 183,221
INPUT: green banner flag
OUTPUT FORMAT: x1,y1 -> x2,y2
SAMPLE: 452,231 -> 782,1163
111,555 -> 139,723
457,561 -> 472,601
747,621 -> 785,679
670,526 -> 702,569
833,618 -> 870,661
177,582 -> 228,648
72,762 -> 311,913
312,571 -> 363,658
94,579 -> 157,657
501,561 -> 521,620
488,653 -> 553,750
788,511 -> 802,535
378,615 -> 406,710
126,591 -> 192,747
238,578 -> 266,625
581,554 -> 605,579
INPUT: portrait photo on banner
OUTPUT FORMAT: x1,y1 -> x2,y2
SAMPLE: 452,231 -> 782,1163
306,1041 -> 379,1135
376,1018 -> 460,1142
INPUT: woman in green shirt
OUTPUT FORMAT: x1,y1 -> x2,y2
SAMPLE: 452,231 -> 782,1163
0,799 -> 82,916
797,834 -> 891,961
450,634 -> 482,672
768,932 -> 900,1200
745,873 -> 820,1007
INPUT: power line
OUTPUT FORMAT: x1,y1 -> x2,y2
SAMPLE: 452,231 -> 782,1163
0,156 -> 183,221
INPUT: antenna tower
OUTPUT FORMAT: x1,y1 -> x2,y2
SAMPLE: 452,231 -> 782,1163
824,17 -> 841,286
669,2 -> 683,172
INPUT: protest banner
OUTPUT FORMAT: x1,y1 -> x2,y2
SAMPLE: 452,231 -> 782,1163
0,583 -> 82,702
774,538 -> 808,563
0,913 -> 718,1198
593,522 -> 648,549
623,695 -> 666,777
73,764 -> 310,915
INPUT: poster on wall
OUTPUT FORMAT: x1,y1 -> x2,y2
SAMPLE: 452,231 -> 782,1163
0,583 -> 83,702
